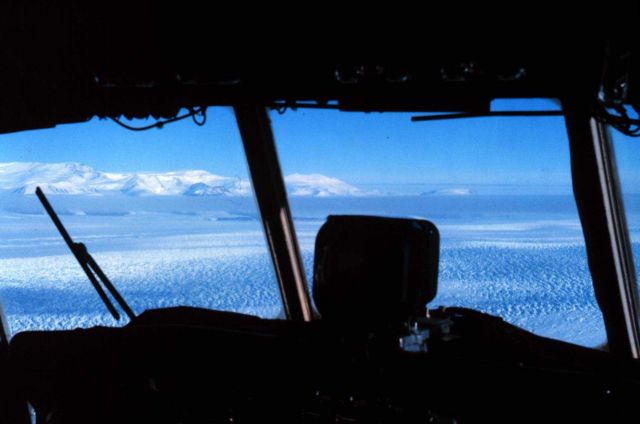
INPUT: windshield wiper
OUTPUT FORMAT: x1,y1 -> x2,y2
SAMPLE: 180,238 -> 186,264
411,110 -> 564,122
35,187 -> 136,322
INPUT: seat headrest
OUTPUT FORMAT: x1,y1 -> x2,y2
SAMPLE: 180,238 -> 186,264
312,215 -> 439,328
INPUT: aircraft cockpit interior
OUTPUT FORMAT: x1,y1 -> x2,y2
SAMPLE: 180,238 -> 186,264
1,3 -> 640,423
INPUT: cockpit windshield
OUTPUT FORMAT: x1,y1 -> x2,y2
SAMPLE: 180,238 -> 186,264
0,99 -> 615,348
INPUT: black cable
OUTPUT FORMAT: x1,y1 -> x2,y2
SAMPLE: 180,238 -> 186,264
191,107 -> 207,126
411,111 -> 565,122
110,107 -> 207,131
595,44 -> 640,137
595,103 -> 640,137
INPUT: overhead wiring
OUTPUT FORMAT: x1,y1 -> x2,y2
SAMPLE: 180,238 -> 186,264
595,104 -> 640,137
595,45 -> 640,137
110,107 -> 207,131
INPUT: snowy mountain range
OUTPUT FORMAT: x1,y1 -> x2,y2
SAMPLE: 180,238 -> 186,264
0,162 -> 363,197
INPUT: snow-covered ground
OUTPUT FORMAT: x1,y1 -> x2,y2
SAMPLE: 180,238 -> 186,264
0,189 -> 624,348
0,162 -> 634,348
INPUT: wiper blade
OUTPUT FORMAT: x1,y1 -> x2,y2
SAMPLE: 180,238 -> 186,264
35,187 -> 136,322
411,110 -> 564,122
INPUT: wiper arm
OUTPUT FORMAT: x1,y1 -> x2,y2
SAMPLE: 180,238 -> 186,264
35,187 -> 136,322
411,110 -> 564,122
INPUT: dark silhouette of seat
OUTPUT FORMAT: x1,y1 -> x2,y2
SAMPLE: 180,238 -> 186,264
313,215 -> 439,331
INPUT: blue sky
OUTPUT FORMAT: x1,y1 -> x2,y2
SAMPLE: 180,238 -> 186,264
0,98 -> 637,192
272,99 -> 569,187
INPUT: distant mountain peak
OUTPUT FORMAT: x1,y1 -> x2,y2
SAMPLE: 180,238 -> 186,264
0,162 -> 365,198
284,173 -> 362,197
421,188 -> 473,196
0,162 -> 245,196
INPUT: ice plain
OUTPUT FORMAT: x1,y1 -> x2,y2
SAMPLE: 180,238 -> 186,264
1,191 -> 636,348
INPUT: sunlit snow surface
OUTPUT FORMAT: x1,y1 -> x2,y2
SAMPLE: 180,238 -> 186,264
1,193 -> 636,348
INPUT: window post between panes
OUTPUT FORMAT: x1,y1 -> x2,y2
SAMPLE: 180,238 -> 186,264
234,103 -> 313,322
564,98 -> 640,358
